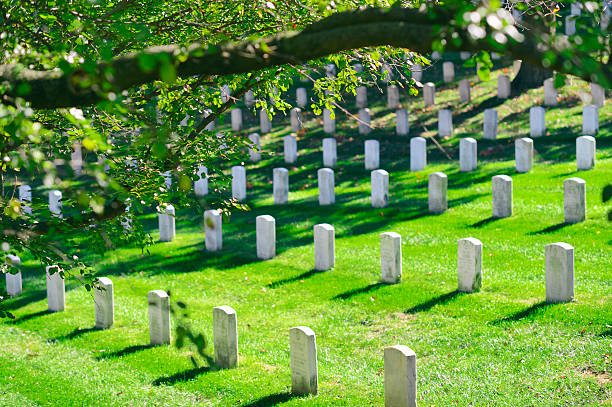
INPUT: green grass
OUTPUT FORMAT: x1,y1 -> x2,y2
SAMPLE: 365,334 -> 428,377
2,55 -> 612,406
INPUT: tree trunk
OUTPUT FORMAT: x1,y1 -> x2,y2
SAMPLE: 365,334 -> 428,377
511,61 -> 552,95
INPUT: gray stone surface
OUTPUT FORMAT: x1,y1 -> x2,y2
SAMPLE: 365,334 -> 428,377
381,232 -> 402,284
358,108 -> 371,135
213,305 -> 239,369
387,85 -> 400,109
314,224 -> 334,270
443,61 -> 455,83
384,345 -> 417,407
492,175 -> 513,218
260,110 -> 271,134
318,168 -> 335,206
483,109 -> 498,140
256,215 -> 276,260
204,209 -> 223,251
530,106 -> 546,137
273,168 -> 289,205
564,177 -> 586,223
410,137 -> 426,172
438,109 -> 453,138
148,290 -> 171,345
290,326 -> 318,396
365,140 -> 380,170
49,190 -> 62,218
396,109 -> 409,136
424,82 -> 435,106
515,138 -> 534,173
497,75 -> 511,98
5,254 -> 22,297
323,109 -> 335,134
544,78 -> 558,106
459,79 -> 471,103
428,172 -> 447,214
284,135 -> 298,164
459,138 -> 477,172
18,185 -> 32,215
576,136 -> 596,170
371,169 -> 389,208
158,204 -> 176,242
248,133 -> 261,162
297,88 -> 307,108
565,15 -> 576,35
231,166 -> 247,202
231,108 -> 243,131
46,265 -> 65,312
591,83 -> 605,107
411,64 -> 423,82
457,237 -> 483,293
356,86 -> 368,108
322,138 -> 337,168
94,277 -> 114,329
545,242 -> 574,303
194,166 -> 208,196
291,108 -> 303,133
582,105 -> 599,135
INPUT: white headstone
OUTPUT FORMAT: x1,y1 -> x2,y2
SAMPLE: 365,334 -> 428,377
459,138 -> 477,172
492,175 -> 513,218
94,277 -> 114,329
260,110 -> 272,134
571,2 -> 582,15
483,109 -> 498,140
290,326 -> 318,396
284,135 -> 298,164
290,108 -> 303,133
396,109 -> 409,136
273,168 -> 289,204
459,79 -> 471,103
544,78 -> 558,106
365,140 -> 380,170
244,89 -> 254,107
204,209 -> 223,251
256,215 -> 276,260
410,137 -> 426,172
371,169 -> 389,208
194,166 -> 208,197
381,232 -> 402,284
384,345 -> 417,407
49,190 -> 62,218
431,51 -> 442,60
158,204 -> 176,242
314,224 -> 334,271
322,138 -> 337,168
213,305 -> 238,369
428,172 -> 447,214
18,185 -> 32,215
423,82 -> 435,106
231,108 -> 243,131
248,133 -> 261,162
356,86 -> 368,108
318,168 -> 335,206
591,83 -> 605,107
457,237 -> 483,293
387,85 -> 400,109
564,177 -> 586,223
491,52 -> 501,60
438,109 -> 453,138
148,290 -> 171,345
497,75 -> 511,99
231,166 -> 247,202
576,136 -> 596,170
70,142 -> 83,176
325,63 -> 336,78
530,106 -> 546,137
565,15 -> 576,35
46,265 -> 65,312
296,88 -> 307,108
582,105 -> 599,136
358,108 -> 371,135
323,109 -> 335,134
460,52 -> 471,60
442,61 -> 455,83
5,254 -> 22,297
411,64 -> 422,82
515,138 -> 534,173
545,243 -> 574,303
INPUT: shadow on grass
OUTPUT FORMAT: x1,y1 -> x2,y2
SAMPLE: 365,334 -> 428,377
600,327 -> 612,337
7,308 -> 53,324
529,222 -> 569,235
53,326 -> 100,341
333,282 -> 385,300
491,301 -> 550,324
405,290 -> 464,314
96,344 -> 154,360
240,392 -> 296,407
470,216 -> 499,228
4,290 -> 48,313
268,268 -> 328,288
152,366 -> 213,386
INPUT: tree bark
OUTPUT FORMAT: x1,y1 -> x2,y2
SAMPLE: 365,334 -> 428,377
511,61 -> 553,94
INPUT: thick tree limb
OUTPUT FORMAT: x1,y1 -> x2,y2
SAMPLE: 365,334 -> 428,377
1,6 -> 609,109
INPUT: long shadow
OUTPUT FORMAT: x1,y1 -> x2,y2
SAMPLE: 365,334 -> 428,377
491,301 -> 550,324
53,326 -> 99,341
268,268 -> 327,288
7,309 -> 53,324
405,290 -> 463,314
240,392 -> 296,407
152,366 -> 212,386
4,289 -> 48,313
471,216 -> 499,228
333,282 -> 385,300
529,222 -> 569,235
600,328 -> 612,337
96,344 -> 154,360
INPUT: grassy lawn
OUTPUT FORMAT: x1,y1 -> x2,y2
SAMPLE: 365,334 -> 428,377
2,55 -> 611,406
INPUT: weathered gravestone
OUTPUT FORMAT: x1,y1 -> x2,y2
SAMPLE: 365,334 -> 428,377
545,242 -> 574,303
492,175 -> 513,218
273,168 -> 289,205
457,238 -> 483,293
256,215 -> 276,260
204,209 -> 223,251
213,305 -> 239,369
381,232 -> 402,284
314,224 -> 335,271
371,170 -> 389,208
564,177 -> 586,223
428,172 -> 447,214
148,290 -> 171,345
384,345 -> 417,407
46,265 -> 65,312
94,277 -> 114,329
318,168 -> 335,206
290,326 -> 318,396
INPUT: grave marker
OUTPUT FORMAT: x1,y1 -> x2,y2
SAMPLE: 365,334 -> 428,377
248,133 -> 261,162
530,106 -> 546,137
323,109 -> 335,134
483,109 -> 498,140
459,138 -> 477,172
492,175 -> 513,218
396,109 -> 409,136
564,177 -> 586,223
582,105 -> 599,135
260,110 -> 272,134
428,172 -> 447,214
384,345 -> 417,407
231,108 -> 243,131
290,326 -> 318,396
459,79 -> 471,103
284,135 -> 298,164
457,238 -> 483,293
515,138 -> 534,173
410,137 -> 426,172
94,277 -> 114,329
591,83 -> 605,107
356,86 -> 368,108
438,109 -> 453,137
148,290 -> 171,345
297,88 -> 307,108
194,166 -> 208,197
204,209 -> 223,251
371,170 -> 389,208
423,83 -> 435,106
314,224 -> 334,271
497,75 -> 511,98
291,108 -> 303,133
545,243 -> 574,303
158,204 -> 176,242
18,185 -> 32,215
273,168 -> 289,204
365,140 -> 380,170
256,215 -> 276,260
231,166 -> 247,202
46,265 -> 65,312
318,168 -> 335,206
49,190 -> 62,218
5,254 -> 22,297
576,136 -> 596,170
387,85 -> 400,109
213,305 -> 239,369
381,232 -> 402,284
358,108 -> 371,135
442,61 -> 455,83
544,78 -> 558,106
322,138 -> 337,168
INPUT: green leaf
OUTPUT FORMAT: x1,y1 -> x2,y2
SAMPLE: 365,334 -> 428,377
160,63 -> 176,83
